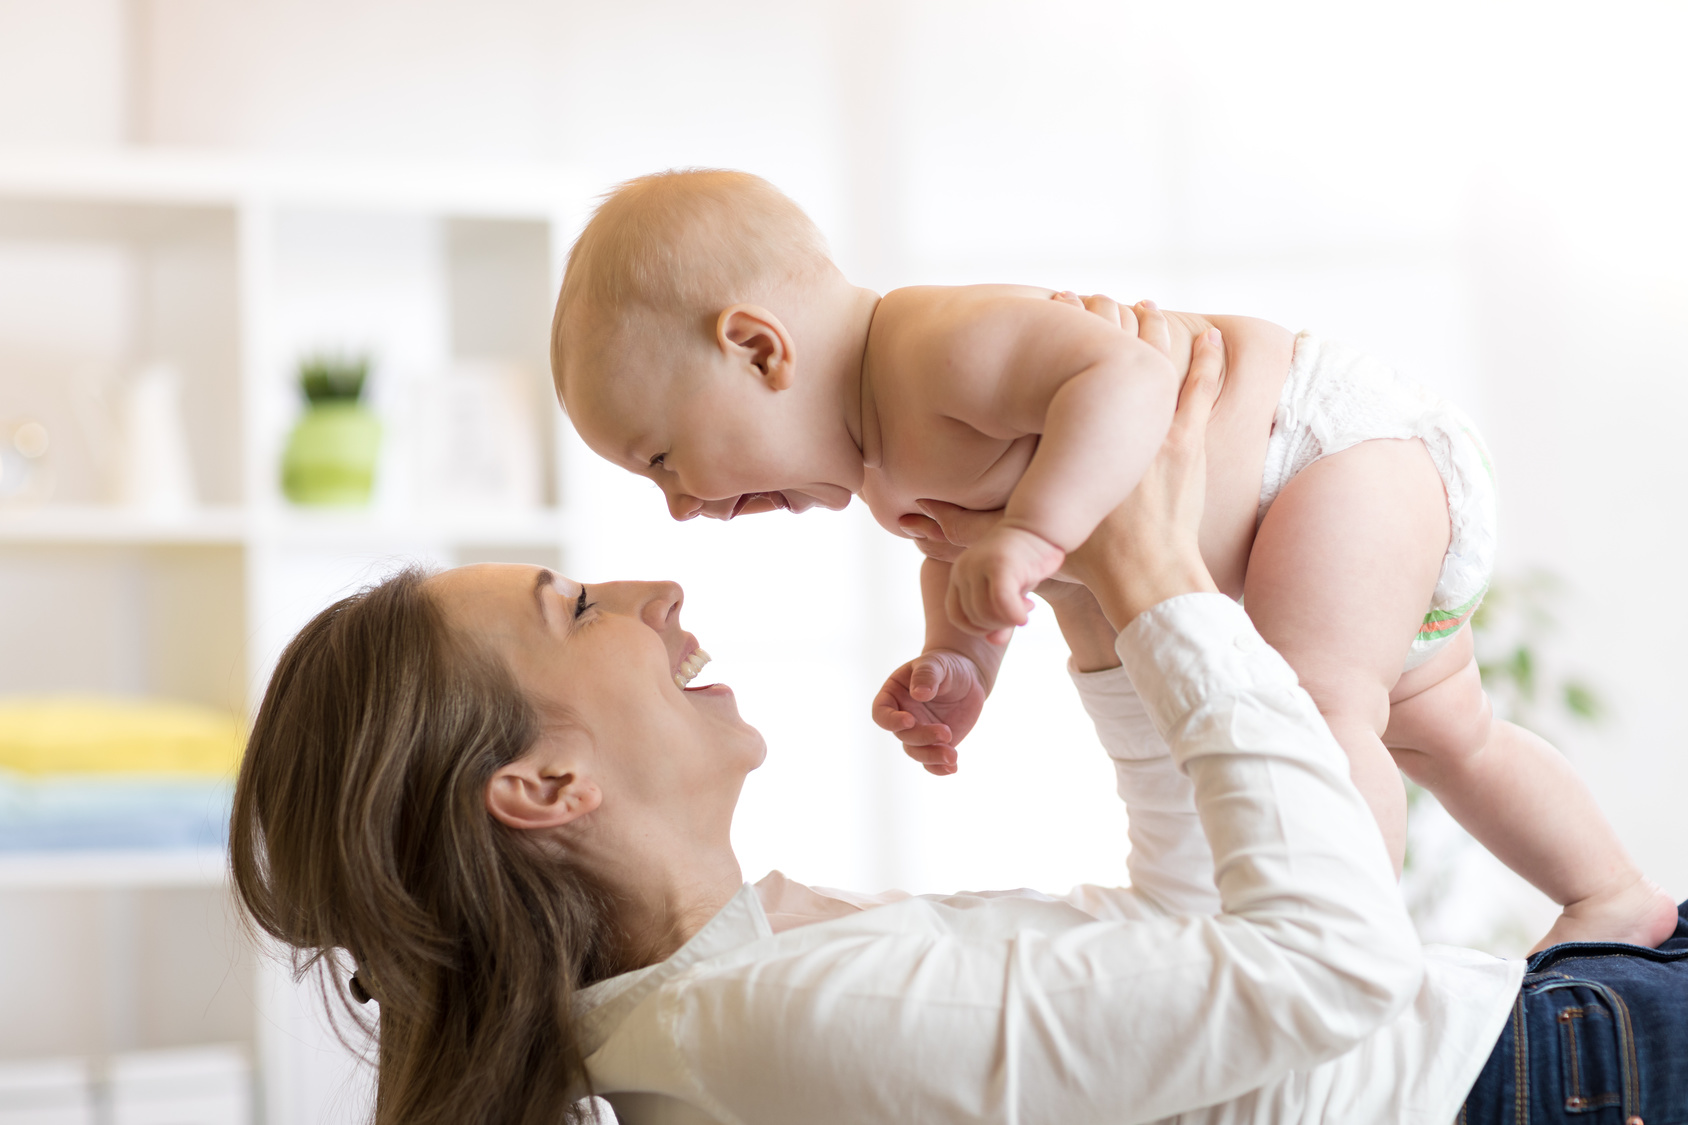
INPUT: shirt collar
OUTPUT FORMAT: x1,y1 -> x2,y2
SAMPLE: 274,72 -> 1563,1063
575,882 -> 771,1054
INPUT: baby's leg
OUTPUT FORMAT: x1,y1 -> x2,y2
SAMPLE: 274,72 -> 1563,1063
1386,634 -> 1677,951
1243,438 -> 1452,876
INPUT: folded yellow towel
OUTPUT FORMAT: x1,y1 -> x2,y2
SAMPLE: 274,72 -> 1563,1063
0,698 -> 244,777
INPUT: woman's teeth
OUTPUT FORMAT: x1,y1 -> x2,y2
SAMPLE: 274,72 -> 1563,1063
674,648 -> 712,689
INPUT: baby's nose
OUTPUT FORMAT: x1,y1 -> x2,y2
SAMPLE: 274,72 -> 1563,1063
666,491 -> 704,521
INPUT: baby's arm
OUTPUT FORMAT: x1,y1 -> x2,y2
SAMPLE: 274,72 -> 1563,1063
934,296 -> 1181,637
872,557 -> 1008,775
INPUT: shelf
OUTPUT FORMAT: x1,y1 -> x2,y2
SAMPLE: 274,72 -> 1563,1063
255,507 -> 568,548
0,847 -> 226,890
0,504 -> 568,548
0,506 -> 245,545
0,148 -> 583,220
0,146 -> 580,1124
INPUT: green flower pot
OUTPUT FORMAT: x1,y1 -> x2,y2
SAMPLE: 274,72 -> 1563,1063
281,402 -> 381,506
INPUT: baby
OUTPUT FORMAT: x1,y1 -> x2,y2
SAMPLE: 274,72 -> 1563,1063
551,169 -> 1674,950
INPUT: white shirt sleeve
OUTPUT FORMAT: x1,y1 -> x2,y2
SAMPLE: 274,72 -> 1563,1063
625,595 -> 1424,1125
1067,656 -> 1223,916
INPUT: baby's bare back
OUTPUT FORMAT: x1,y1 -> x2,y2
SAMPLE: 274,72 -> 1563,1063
858,285 -> 1293,598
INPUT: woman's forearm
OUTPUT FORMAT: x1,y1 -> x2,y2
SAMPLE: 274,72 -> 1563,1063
1118,598 -> 1424,1046
1042,584 -> 1120,672
1069,659 -> 1224,917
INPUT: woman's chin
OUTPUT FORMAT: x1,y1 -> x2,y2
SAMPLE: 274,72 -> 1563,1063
681,681 -> 763,756
741,727 -> 769,770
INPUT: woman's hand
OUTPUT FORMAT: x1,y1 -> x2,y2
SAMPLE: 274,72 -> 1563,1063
914,325 -> 1225,632
1049,291 -> 1172,358
1060,326 -> 1222,628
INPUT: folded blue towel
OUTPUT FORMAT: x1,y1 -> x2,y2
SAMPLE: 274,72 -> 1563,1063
0,770 -> 231,851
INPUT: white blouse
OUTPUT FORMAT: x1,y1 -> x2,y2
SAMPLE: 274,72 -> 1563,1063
577,595 -> 1523,1124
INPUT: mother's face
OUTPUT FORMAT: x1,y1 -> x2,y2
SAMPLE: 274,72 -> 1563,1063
428,564 -> 766,828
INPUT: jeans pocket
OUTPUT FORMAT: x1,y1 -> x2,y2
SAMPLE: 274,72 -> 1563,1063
1536,981 -> 1636,1117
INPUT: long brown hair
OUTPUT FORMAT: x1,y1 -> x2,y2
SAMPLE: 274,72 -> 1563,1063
230,567 -> 622,1125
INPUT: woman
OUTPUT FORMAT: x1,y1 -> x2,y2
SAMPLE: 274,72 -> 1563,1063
231,339 -> 1688,1125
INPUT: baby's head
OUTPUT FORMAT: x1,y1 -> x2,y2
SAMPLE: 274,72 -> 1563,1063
552,169 -> 867,522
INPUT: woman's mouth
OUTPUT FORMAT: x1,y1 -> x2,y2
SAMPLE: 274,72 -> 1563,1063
674,648 -> 712,689
729,492 -> 791,519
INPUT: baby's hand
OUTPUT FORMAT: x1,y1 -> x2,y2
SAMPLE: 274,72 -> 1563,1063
872,650 -> 990,775
946,524 -> 1066,643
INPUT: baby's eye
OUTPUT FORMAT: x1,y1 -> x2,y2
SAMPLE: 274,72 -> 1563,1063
648,453 -> 666,469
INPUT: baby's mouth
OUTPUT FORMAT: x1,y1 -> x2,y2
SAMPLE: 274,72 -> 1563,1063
729,492 -> 791,519
674,648 -> 712,689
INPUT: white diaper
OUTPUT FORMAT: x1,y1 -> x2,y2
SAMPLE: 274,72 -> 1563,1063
1257,332 -> 1497,671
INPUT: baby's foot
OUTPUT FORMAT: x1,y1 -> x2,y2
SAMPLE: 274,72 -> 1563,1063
1530,874 -> 1679,953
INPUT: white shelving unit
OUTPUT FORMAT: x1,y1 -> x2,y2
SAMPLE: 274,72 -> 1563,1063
0,148 -> 589,1125
0,849 -> 226,891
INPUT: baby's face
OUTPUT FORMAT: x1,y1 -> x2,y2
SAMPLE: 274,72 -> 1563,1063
565,334 -> 856,523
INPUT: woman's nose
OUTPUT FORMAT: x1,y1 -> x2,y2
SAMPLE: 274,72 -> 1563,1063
590,579 -> 683,626
633,580 -> 684,632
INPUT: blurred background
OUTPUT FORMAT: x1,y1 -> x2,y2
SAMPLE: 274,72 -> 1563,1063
0,0 -> 1684,1121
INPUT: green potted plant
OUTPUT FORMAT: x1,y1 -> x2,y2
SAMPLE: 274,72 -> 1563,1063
280,354 -> 380,506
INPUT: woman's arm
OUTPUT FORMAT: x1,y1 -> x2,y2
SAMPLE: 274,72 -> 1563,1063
1050,593 -> 1223,919
658,590 -> 1424,1124
1037,582 -> 1119,673
921,323 -> 1233,917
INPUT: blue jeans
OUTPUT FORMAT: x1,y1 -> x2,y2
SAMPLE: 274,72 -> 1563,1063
1460,899 -> 1688,1124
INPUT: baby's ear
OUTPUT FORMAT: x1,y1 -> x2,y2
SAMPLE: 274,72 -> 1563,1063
717,304 -> 795,390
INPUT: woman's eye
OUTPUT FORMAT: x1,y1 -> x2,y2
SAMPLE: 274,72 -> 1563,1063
574,586 -> 590,619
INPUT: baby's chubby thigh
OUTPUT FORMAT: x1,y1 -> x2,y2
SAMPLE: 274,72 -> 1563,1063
1242,436 -> 1453,724
1243,438 -> 1453,867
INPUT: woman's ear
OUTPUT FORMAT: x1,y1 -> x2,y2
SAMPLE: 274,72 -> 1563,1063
485,731 -> 602,831
716,304 -> 795,390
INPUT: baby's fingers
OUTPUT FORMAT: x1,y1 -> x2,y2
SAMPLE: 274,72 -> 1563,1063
947,570 -> 1022,638
908,657 -> 945,702
871,690 -> 915,732
985,579 -> 1031,633
899,720 -> 955,748
904,742 -> 959,775
944,579 -> 985,637
872,695 -> 953,747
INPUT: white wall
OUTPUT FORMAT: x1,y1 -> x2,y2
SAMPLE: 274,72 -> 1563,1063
5,0 -> 1687,925
0,0 -> 129,147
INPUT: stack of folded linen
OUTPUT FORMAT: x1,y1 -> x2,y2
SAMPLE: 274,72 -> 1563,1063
0,1056 -> 93,1125
0,699 -> 243,853
108,1044 -> 252,1125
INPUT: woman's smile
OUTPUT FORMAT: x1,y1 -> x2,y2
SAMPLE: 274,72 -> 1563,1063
674,645 -> 712,688
429,564 -> 762,766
